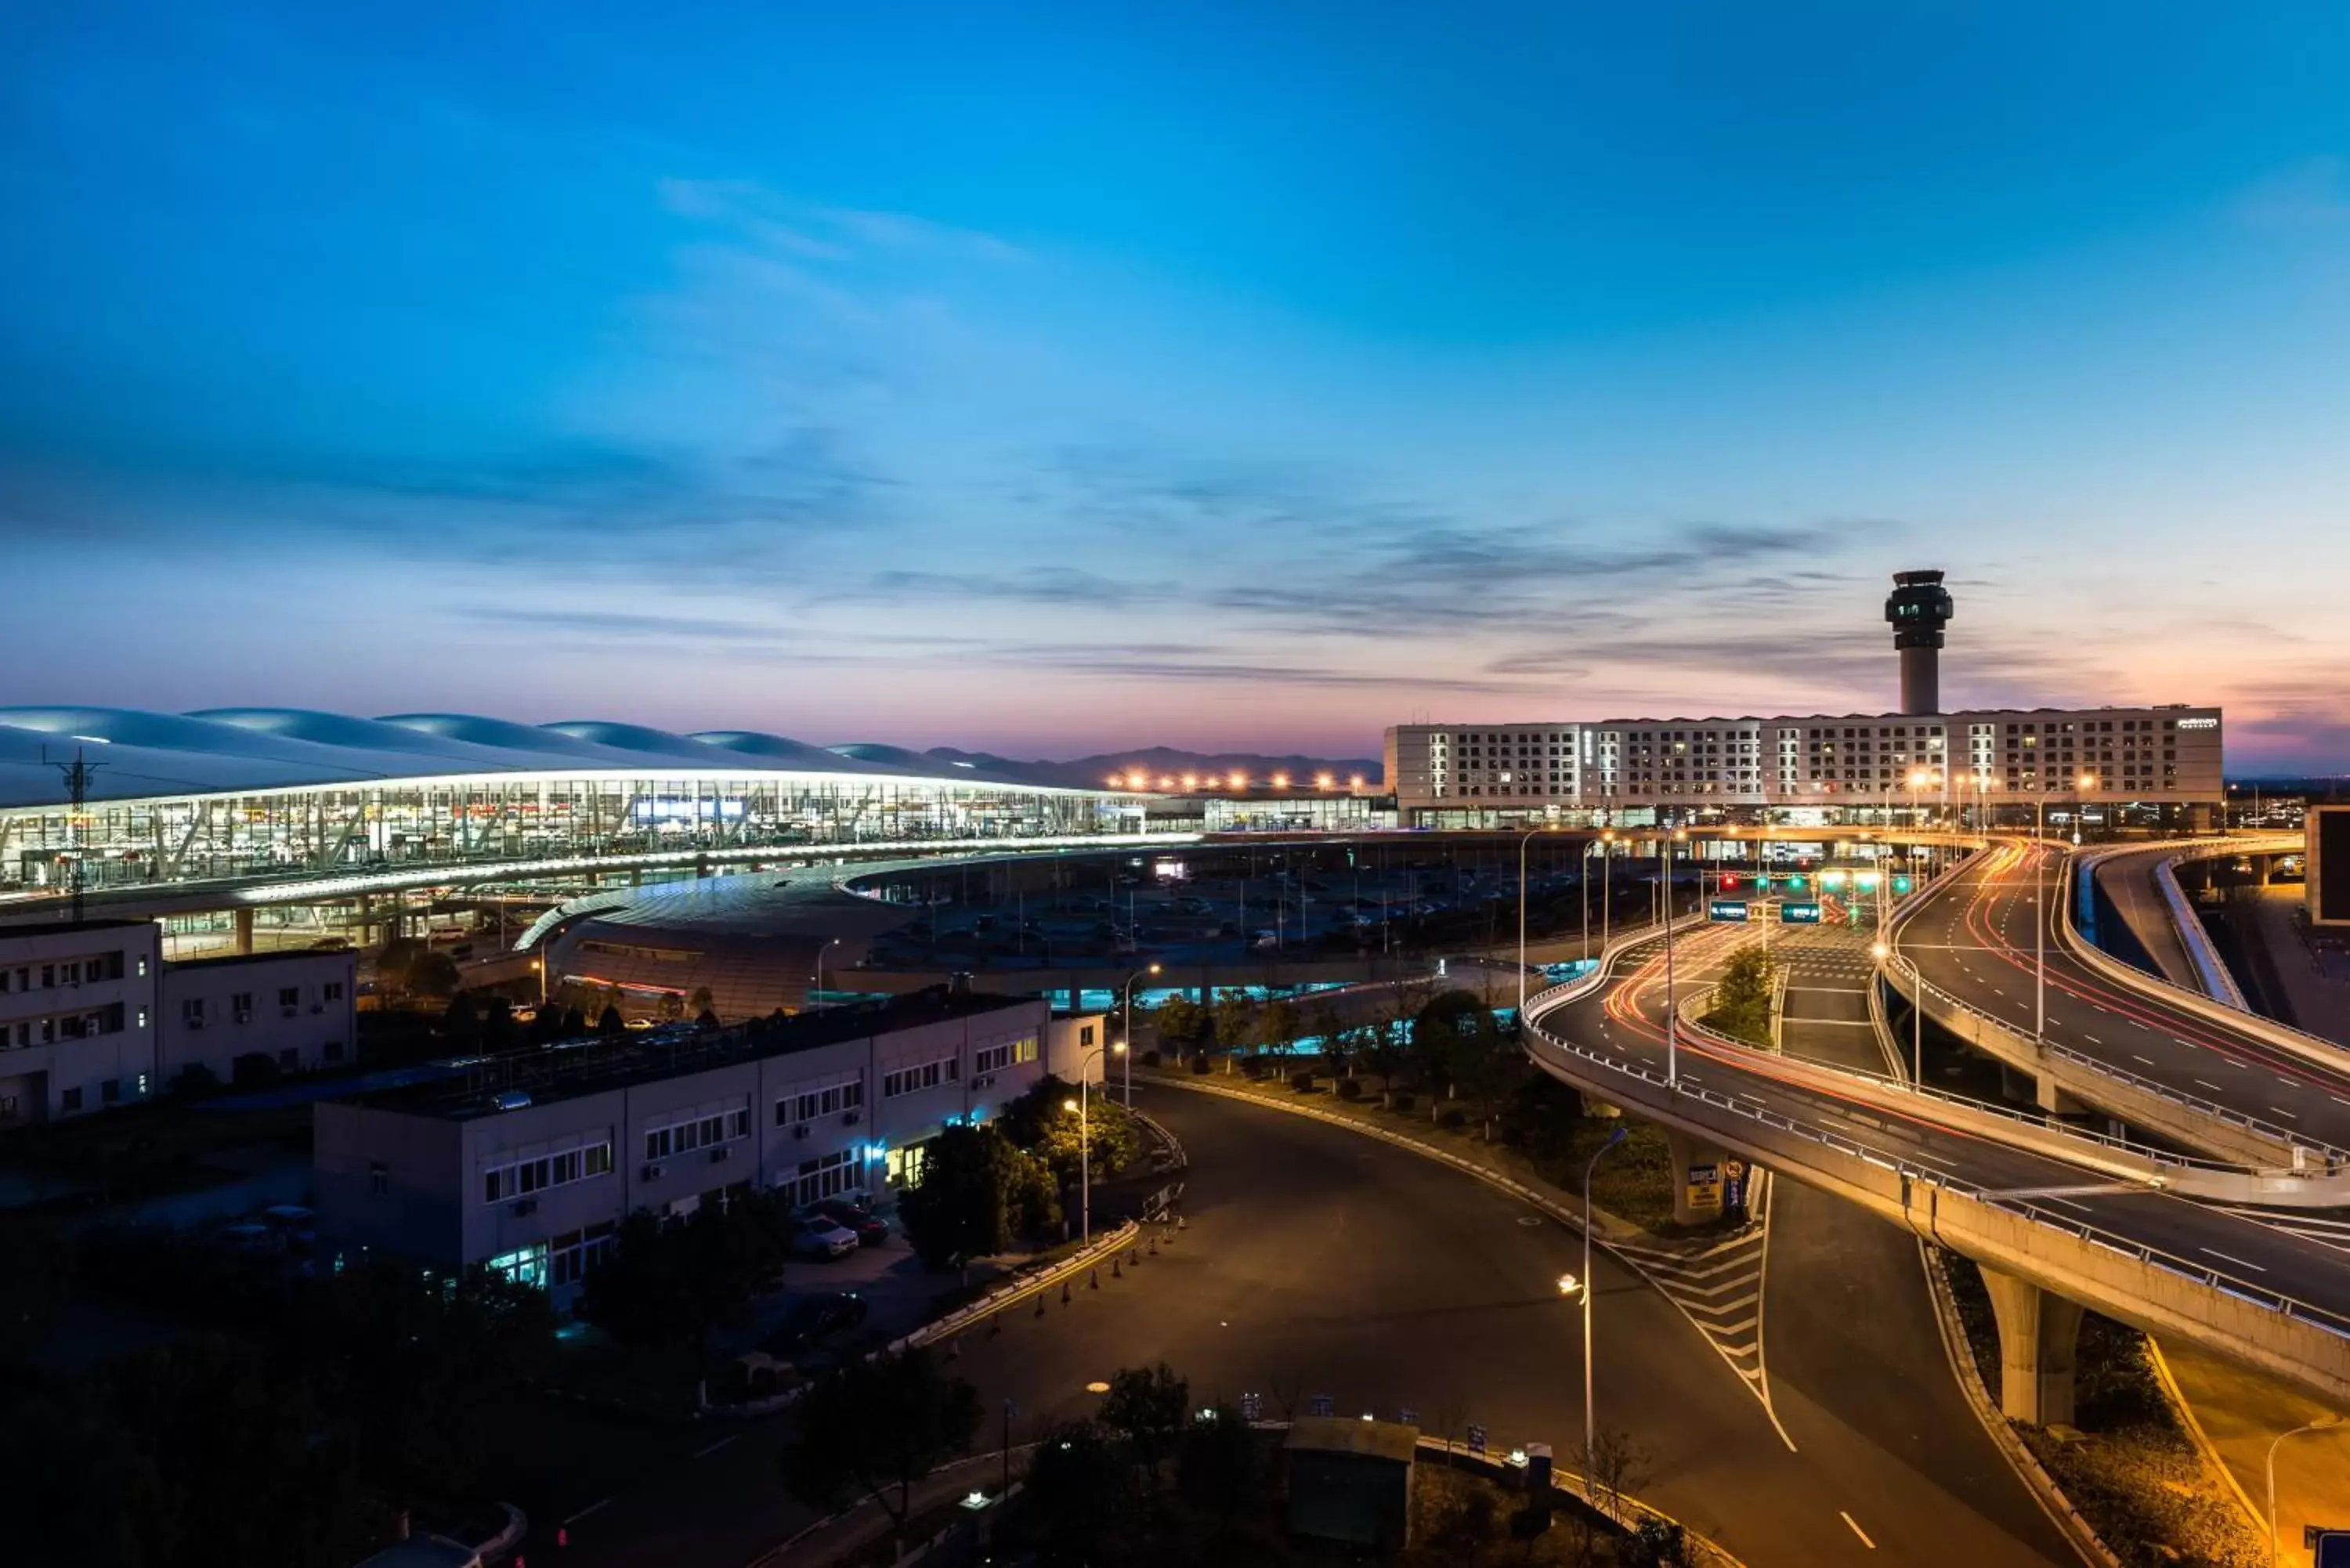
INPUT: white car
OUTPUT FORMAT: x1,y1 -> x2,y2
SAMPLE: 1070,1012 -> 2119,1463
796,1215 -> 861,1260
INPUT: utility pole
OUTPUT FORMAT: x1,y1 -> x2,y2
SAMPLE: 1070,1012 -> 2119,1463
46,746 -> 107,925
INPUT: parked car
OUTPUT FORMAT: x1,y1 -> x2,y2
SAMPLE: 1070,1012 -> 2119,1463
803,1198 -> 889,1246
765,1292 -> 870,1357
794,1215 -> 861,1260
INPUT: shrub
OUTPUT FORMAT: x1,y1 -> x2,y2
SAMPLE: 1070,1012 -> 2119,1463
1390,1092 -> 1416,1113
1438,1107 -> 1467,1129
1289,1071 -> 1316,1093
1240,1057 -> 1268,1081
1189,1054 -> 1213,1075
1336,1078 -> 1363,1101
1141,1050 -> 1162,1068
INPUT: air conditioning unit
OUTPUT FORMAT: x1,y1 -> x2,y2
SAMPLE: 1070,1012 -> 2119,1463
974,1074 -> 994,1089
511,1198 -> 537,1217
710,1146 -> 729,1164
793,1124 -> 810,1140
234,1010 -> 252,1024
841,1109 -> 861,1126
186,1018 -> 204,1031
282,1006 -> 298,1019
641,1162 -> 663,1180
310,1003 -> 323,1014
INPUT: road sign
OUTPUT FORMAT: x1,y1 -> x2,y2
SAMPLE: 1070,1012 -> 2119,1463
1781,901 -> 1823,924
1466,1423 -> 1488,1455
1238,1392 -> 1262,1422
1708,899 -> 1750,922
1399,1407 -> 1419,1426
1684,1161 -> 1723,1214
1310,1394 -> 1335,1418
2311,1525 -> 2350,1567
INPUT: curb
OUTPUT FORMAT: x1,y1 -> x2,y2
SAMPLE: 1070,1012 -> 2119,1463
1917,1243 -> 2118,1568
2145,1338 -> 2269,1539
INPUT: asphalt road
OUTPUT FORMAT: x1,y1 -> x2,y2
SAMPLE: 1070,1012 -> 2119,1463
1898,840 -> 2350,1154
496,1083 -> 2069,1568
1536,920 -> 2350,1326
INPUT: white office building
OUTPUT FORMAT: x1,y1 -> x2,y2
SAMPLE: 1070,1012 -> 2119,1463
313,988 -> 1107,1299
0,916 -> 357,1125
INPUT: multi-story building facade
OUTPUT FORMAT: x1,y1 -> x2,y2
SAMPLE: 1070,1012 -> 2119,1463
0,919 -> 162,1123
313,988 -> 1106,1299
1385,706 -> 2224,826
159,948 -> 359,1083
0,917 -> 357,1125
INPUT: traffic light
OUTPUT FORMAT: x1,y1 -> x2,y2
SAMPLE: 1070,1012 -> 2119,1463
1893,875 -> 1913,894
1788,874 -> 1806,891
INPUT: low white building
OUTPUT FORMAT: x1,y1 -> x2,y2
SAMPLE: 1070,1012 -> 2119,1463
0,918 -> 163,1123
0,917 -> 358,1125
159,948 -> 359,1084
313,988 -> 1108,1298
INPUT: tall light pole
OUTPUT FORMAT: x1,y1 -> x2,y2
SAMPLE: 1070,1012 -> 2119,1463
812,937 -> 842,1010
1600,829 -> 1616,952
1567,1125 -> 1629,1498
1119,964 -> 1160,1108
1517,826 -> 1554,1031
1664,828 -> 1687,1088
1064,1039 -> 1125,1245
2267,1414 -> 2343,1564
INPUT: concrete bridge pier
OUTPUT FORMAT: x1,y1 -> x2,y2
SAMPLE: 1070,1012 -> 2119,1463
1997,1063 -> 2092,1118
233,905 -> 255,956
1664,1127 -> 1732,1226
1979,1266 -> 2084,1425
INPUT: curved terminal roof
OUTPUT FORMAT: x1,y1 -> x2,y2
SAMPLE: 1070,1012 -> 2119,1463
0,706 -> 1103,810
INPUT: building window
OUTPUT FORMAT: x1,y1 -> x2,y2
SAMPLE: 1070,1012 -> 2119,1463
795,1148 -> 857,1204
182,998 -> 205,1027
882,1056 -> 959,1098
278,987 -> 300,1010
370,1162 -> 390,1197
61,1086 -> 83,1112
642,1107 -> 750,1162
484,1140 -> 615,1203
325,981 -> 345,1003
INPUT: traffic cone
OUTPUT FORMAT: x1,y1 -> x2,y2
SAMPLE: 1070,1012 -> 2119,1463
1089,1267 -> 1100,1291
1112,1255 -> 1123,1279
1034,1292 -> 1047,1319
1061,1278 -> 1072,1306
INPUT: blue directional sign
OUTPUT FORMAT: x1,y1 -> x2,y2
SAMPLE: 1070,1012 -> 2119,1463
2311,1525 -> 2350,1568
1781,901 -> 1824,924
1708,899 -> 1751,922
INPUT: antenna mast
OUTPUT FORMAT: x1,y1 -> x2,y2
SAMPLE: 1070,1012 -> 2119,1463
45,746 -> 107,924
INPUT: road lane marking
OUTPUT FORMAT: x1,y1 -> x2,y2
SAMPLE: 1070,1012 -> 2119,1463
2199,1248 -> 2266,1273
1840,1511 -> 1877,1548
692,1436 -> 739,1461
2132,1054 -> 2155,1065
2195,1080 -> 2225,1092
564,1499 -> 613,1526
2082,1034 -> 2102,1045
2272,1107 -> 2300,1120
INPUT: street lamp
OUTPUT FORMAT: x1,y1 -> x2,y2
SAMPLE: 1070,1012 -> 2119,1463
1518,826 -> 1559,1034
1120,964 -> 1161,1110
812,937 -> 843,1010
1068,1041 -> 1127,1245
1664,829 -> 1687,1088
1600,829 -> 1618,953
1576,1125 -> 1629,1498
2268,1414 -> 2344,1563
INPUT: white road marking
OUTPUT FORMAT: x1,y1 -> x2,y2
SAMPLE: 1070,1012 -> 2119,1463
692,1435 -> 739,1461
2195,1080 -> 2225,1092
2198,1248 -> 2266,1273
2131,1054 -> 2155,1066
2272,1107 -> 2300,1120
1841,1511 -> 1877,1548
565,1499 -> 613,1526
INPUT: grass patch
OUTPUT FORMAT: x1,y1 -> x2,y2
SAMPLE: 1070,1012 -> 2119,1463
1941,1254 -> 2265,1568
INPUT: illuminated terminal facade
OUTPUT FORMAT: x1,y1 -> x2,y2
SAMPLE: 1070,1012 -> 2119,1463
1385,705 -> 2225,827
0,708 -> 1144,899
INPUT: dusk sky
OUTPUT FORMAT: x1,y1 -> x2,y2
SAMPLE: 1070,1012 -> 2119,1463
3,3 -> 2346,768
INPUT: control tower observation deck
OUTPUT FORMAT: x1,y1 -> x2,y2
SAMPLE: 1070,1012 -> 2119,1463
1885,569 -> 1955,715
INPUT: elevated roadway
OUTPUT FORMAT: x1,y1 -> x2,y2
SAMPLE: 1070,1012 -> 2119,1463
1524,919 -> 2350,1418
1889,838 -> 2350,1166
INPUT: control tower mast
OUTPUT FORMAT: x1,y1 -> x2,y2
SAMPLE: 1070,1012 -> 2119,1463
1885,569 -> 1954,715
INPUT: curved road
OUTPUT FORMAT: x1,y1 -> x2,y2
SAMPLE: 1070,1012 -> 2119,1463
497,1084 -> 2069,1567
1900,840 -> 2350,1154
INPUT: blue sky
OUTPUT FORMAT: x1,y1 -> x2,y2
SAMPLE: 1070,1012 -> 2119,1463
3,2 -> 2346,766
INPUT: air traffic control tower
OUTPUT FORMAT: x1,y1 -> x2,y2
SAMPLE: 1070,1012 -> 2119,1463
1885,569 -> 1955,714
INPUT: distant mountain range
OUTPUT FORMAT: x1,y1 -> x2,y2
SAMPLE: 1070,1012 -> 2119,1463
927,746 -> 1383,792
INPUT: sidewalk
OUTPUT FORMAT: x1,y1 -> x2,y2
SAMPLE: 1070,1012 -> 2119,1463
2158,1335 -> 2350,1558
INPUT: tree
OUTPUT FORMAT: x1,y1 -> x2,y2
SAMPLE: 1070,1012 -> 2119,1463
1411,990 -> 1500,1103
1211,988 -> 1258,1071
1177,1404 -> 1262,1523
441,991 -> 482,1053
1498,1073 -> 1585,1162
1002,1075 -> 1143,1184
1152,994 -> 1207,1054
407,949 -> 461,999
376,935 -> 426,995
655,989 -> 685,1024
1308,1000 -> 1347,1074
898,1124 -> 1030,1269
1705,944 -> 1777,1048
577,1193 -> 794,1350
1098,1361 -> 1188,1486
779,1348 -> 983,1554
1258,998 -> 1303,1068
598,1003 -> 625,1037
577,1212 -> 702,1349
1021,1419 -> 1134,1565
688,985 -> 716,1019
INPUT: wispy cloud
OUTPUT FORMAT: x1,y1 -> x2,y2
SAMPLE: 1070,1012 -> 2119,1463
2235,157 -> 2350,233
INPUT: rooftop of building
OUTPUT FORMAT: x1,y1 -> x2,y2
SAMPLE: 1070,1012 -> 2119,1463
0,916 -> 157,940
1392,703 -> 2220,732
167,945 -> 354,972
341,985 -> 1043,1122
